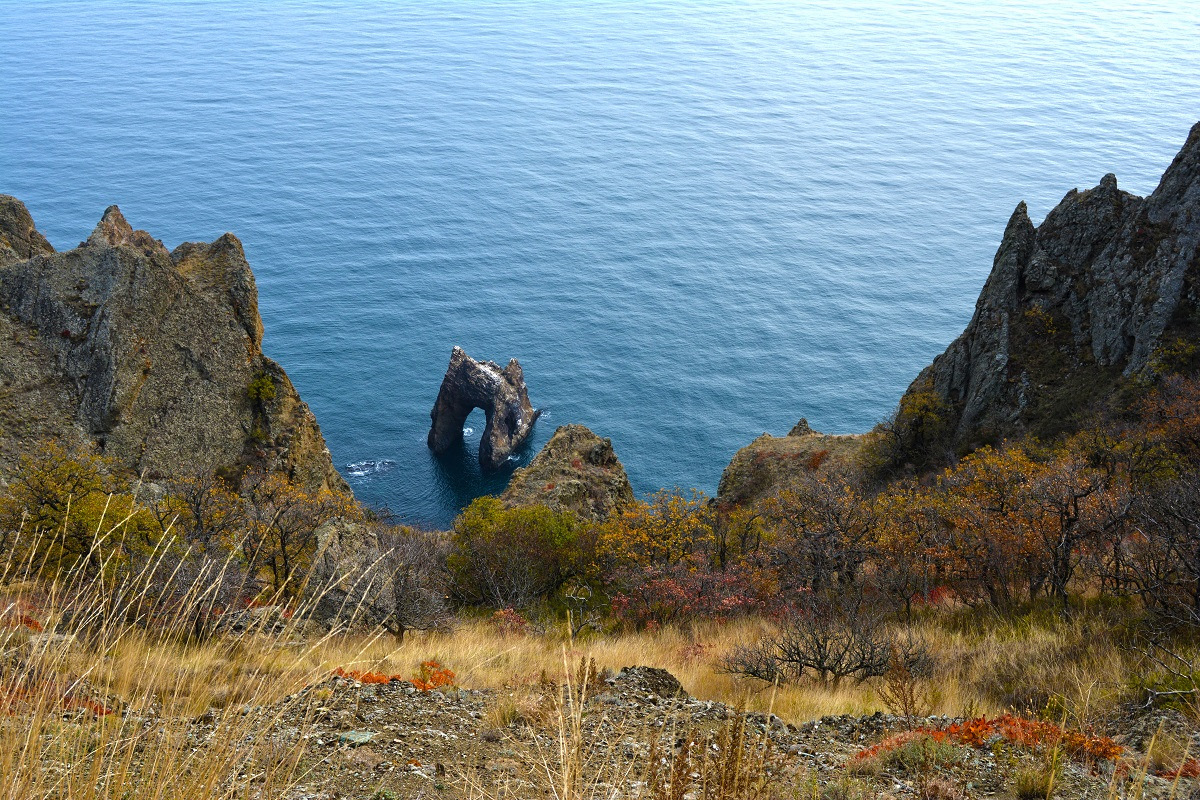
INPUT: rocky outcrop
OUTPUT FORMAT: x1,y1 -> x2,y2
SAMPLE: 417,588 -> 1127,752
0,197 -> 348,495
427,346 -> 540,471
716,419 -> 862,508
502,424 -> 634,521
905,122 -> 1200,447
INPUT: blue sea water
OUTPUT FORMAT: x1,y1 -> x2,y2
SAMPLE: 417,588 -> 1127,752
3,1 -> 1199,528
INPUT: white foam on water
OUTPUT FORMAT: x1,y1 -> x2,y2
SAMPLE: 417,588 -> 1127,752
345,459 -> 398,478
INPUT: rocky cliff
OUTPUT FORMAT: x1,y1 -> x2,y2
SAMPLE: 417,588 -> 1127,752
905,122 -> 1200,448
715,419 -> 862,508
502,424 -> 634,521
0,197 -> 348,495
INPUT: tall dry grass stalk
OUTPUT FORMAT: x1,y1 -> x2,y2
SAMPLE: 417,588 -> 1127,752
0,509 -> 382,800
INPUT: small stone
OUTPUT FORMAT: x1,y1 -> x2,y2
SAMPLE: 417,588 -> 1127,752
338,730 -> 376,747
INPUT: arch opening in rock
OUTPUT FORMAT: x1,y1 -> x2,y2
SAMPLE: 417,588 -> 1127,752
427,346 -> 541,471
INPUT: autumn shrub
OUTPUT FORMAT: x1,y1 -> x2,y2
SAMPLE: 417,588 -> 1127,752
333,667 -> 397,685
610,556 -> 776,627
595,489 -> 783,628
448,496 -> 588,608
240,469 -> 348,596
312,523 -> 451,642
878,642 -> 933,725
0,441 -> 159,576
597,489 -> 715,570
761,471 -> 875,597
1125,470 -> 1200,627
858,380 -> 953,478
849,715 -> 1121,767
332,659 -> 454,691
490,606 -> 531,636
413,659 -> 457,690
145,471 -> 245,554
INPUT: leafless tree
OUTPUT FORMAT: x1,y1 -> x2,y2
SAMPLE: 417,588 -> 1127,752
1126,470 -> 1200,627
721,593 -> 928,686
313,523 -> 452,642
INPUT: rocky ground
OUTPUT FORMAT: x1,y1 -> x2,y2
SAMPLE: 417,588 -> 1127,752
194,666 -> 1200,800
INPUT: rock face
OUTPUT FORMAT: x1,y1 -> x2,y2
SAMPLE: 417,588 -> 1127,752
906,122 -> 1200,447
502,424 -> 634,520
0,197 -> 348,495
427,346 -> 540,471
716,419 -> 862,508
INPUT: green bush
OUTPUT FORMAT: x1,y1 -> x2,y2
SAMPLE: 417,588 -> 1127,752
247,373 -> 276,404
448,496 -> 588,608
882,735 -> 965,773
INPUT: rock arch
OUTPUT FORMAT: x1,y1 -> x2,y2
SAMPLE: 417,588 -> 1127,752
427,346 -> 541,471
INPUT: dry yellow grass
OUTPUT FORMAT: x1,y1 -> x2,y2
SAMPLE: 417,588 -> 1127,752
0,589 -> 1148,800
0,510 -> 1153,800
305,605 -> 1136,727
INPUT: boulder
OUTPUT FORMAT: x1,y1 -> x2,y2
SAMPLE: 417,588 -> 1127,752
427,346 -> 540,471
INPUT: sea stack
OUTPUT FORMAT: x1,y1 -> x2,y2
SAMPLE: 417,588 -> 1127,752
427,346 -> 540,470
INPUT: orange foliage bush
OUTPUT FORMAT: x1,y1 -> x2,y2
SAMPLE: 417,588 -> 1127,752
333,660 -> 456,692
412,660 -> 456,691
332,667 -> 394,685
850,714 -> 1122,766
0,613 -> 43,633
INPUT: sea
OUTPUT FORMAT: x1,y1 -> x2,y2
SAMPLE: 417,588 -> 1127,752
3,1 -> 1198,528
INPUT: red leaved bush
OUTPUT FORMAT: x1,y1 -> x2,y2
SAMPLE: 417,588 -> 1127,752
609,559 -> 775,626
1,600 -> 45,633
490,607 -> 530,636
851,714 -> 1122,766
1161,759 -> 1200,780
1,614 -> 44,633
333,660 -> 456,692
